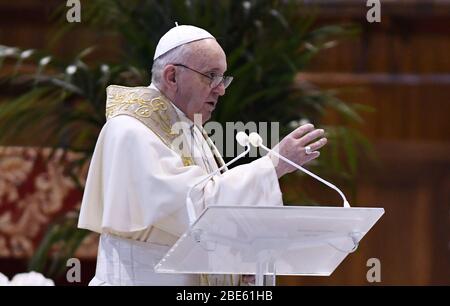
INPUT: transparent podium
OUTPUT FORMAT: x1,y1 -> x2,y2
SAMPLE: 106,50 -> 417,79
154,205 -> 384,286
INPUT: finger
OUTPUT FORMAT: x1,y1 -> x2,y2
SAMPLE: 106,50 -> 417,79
291,124 -> 315,139
302,151 -> 320,165
308,137 -> 327,151
298,129 -> 324,146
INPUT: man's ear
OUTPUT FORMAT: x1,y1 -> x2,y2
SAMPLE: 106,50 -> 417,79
163,65 -> 177,89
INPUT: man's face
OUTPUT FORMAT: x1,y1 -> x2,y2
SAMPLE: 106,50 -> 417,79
173,39 -> 227,124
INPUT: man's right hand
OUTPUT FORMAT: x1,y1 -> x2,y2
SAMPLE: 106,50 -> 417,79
269,124 -> 327,178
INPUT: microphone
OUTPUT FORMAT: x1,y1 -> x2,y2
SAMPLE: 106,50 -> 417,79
248,132 -> 351,208
186,132 -> 251,224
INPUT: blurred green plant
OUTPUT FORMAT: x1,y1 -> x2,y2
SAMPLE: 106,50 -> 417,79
27,212 -> 90,278
0,0 -> 373,278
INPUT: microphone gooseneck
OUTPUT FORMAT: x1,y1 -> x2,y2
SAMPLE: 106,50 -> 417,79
249,132 -> 350,208
185,132 -> 251,224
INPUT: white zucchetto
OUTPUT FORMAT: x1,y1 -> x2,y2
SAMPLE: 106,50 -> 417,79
153,24 -> 215,60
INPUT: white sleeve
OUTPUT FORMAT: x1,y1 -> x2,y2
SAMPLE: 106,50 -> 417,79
78,116 -> 283,237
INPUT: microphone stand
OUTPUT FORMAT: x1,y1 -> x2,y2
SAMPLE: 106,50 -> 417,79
185,132 -> 252,225
248,132 -> 351,208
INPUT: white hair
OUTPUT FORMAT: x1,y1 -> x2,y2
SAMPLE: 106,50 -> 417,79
151,44 -> 192,87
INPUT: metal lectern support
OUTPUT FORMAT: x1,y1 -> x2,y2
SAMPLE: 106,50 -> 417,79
256,257 -> 276,286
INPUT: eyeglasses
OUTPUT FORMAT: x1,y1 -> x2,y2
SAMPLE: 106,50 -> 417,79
173,64 -> 233,89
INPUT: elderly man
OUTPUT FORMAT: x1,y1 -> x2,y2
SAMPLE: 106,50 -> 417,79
78,25 -> 327,286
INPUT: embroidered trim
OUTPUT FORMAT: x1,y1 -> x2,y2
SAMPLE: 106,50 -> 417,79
105,85 -> 195,166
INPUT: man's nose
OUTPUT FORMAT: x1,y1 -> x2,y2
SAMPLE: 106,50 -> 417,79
212,82 -> 226,96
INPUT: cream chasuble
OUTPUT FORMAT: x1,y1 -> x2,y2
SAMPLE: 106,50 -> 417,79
78,85 -> 283,286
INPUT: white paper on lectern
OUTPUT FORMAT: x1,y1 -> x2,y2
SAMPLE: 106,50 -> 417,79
154,206 -> 384,276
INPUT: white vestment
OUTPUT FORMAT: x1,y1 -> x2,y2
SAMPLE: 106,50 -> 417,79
78,85 -> 283,285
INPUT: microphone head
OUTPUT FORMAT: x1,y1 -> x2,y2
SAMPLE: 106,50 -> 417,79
249,132 -> 263,147
236,132 -> 249,147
